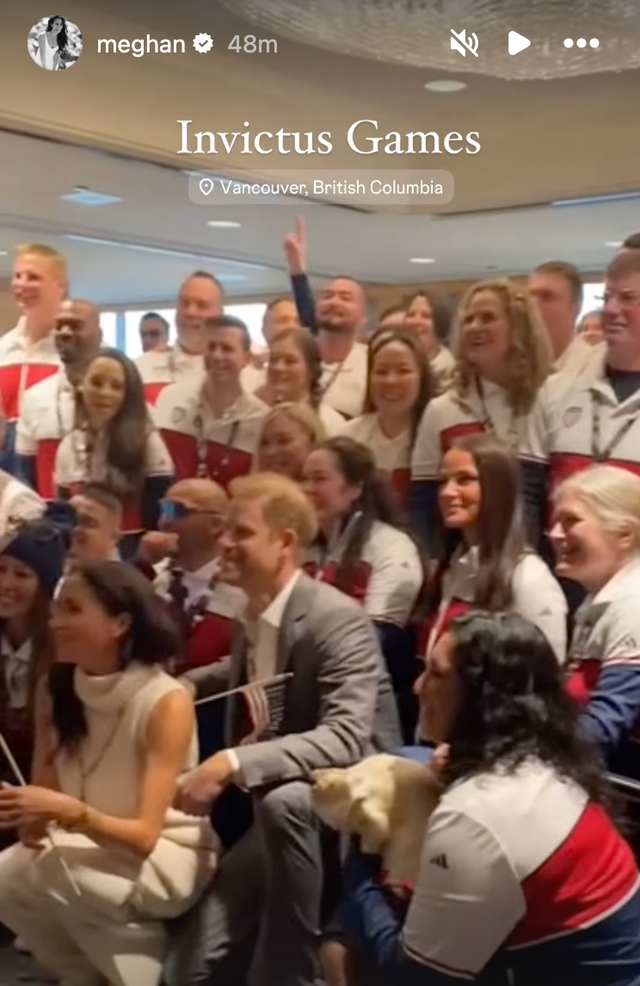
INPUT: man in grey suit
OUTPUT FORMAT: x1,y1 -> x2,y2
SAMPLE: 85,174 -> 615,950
167,472 -> 400,986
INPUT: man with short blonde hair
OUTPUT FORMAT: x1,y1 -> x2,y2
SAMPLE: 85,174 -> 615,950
168,472 -> 400,986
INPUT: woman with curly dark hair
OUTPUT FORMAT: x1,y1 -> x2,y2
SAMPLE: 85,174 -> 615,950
329,611 -> 640,986
255,327 -> 346,434
54,348 -> 174,555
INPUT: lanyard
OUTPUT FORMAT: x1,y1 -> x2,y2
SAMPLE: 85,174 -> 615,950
590,391 -> 639,463
320,359 -> 347,400
194,404 -> 240,479
474,379 -> 520,449
55,377 -> 79,439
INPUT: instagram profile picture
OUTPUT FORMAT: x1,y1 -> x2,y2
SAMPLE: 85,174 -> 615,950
28,15 -> 83,71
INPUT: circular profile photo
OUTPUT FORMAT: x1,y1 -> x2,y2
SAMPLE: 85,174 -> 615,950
28,15 -> 83,71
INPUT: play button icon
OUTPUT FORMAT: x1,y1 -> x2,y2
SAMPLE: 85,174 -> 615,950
508,30 -> 531,54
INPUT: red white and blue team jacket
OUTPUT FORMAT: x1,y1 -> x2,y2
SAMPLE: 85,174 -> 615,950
0,321 -> 60,422
567,555 -> 640,776
135,346 -> 204,406
340,413 -> 412,507
305,517 -> 423,627
153,557 -> 245,673
15,371 -> 75,498
422,548 -> 567,664
153,381 -> 267,488
340,758 -> 640,985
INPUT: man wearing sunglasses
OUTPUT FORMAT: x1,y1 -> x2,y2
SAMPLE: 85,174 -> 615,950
137,478 -> 245,675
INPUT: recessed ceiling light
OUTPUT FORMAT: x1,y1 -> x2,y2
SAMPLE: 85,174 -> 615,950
410,257 -> 436,264
605,240 -> 623,247
0,251 -> 8,257
424,80 -> 467,93
61,187 -> 122,206
207,220 -> 241,229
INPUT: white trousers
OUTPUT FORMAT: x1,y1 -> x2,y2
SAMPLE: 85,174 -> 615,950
0,836 -> 168,986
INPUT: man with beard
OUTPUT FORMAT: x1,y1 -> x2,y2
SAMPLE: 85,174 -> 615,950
136,271 -> 224,405
15,298 -> 101,498
284,217 -> 369,418
0,244 -> 68,473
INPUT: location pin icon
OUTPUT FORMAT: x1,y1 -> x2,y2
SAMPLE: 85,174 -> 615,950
199,177 -> 214,196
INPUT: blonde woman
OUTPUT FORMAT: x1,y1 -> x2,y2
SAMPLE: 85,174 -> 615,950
551,465 -> 640,781
410,278 -> 553,549
256,402 -> 327,482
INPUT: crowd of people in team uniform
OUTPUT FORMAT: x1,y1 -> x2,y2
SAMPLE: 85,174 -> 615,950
0,226 -> 638,986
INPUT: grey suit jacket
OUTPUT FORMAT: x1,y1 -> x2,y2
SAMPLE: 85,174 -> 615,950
191,572 -> 401,790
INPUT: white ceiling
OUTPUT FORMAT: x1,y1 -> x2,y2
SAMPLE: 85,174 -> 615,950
0,130 -> 637,305
0,0 -> 638,305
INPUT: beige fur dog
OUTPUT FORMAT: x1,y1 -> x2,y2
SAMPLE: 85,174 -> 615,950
312,753 -> 441,893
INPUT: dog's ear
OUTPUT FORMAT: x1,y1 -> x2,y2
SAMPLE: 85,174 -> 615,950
313,769 -> 346,794
348,798 -> 390,854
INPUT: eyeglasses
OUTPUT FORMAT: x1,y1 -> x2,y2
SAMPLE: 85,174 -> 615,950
600,291 -> 640,309
159,500 -> 223,523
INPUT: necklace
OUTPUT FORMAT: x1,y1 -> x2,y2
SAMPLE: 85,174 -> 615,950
320,359 -> 347,400
77,708 -> 125,800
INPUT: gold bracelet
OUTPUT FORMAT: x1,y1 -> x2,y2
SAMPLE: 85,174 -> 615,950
59,805 -> 91,833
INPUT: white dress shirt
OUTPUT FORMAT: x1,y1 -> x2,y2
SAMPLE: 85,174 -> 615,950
226,570 -> 301,777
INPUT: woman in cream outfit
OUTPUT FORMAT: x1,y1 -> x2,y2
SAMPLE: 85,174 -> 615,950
0,560 -> 217,986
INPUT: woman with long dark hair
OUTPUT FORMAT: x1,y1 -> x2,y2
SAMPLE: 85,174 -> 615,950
255,327 -> 346,433
411,278 -> 553,551
54,348 -> 174,555
425,432 -> 567,662
0,561 -> 216,986
37,15 -> 69,70
340,329 -> 433,507
303,436 -> 425,738
329,612 -> 640,985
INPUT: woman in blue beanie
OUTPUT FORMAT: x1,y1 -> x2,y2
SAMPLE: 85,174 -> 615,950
0,521 -> 66,780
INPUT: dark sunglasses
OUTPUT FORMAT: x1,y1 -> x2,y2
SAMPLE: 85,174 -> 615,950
159,500 -> 224,523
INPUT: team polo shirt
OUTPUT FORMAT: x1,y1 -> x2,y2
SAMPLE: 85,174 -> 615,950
135,345 -> 203,406
340,413 -> 412,506
154,380 -> 268,487
0,320 -> 60,422
54,427 -> 174,534
423,548 -> 567,663
412,380 -> 530,484
321,341 -> 368,420
567,555 -> 640,776
15,371 -> 76,498
391,759 -> 640,983
523,351 -> 640,496
154,557 -> 245,673
306,518 -> 423,626
429,346 -> 456,395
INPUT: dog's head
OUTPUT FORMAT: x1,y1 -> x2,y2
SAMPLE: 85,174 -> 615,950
312,757 -> 397,854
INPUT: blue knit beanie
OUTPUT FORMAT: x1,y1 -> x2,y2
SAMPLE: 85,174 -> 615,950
0,522 -> 67,598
